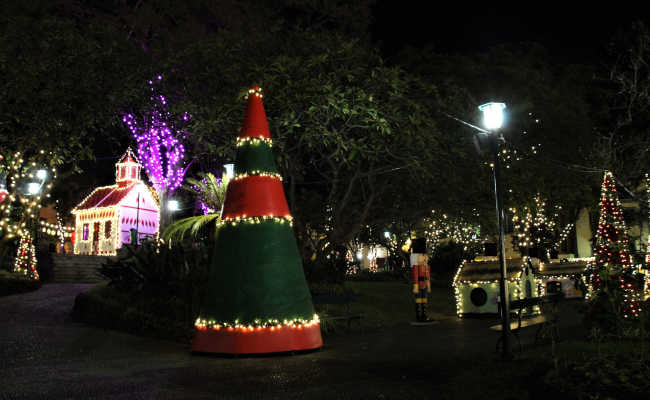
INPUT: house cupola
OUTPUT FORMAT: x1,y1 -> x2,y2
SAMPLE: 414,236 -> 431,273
115,148 -> 141,187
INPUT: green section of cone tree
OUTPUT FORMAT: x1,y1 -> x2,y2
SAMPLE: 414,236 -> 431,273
197,88 -> 316,327
233,143 -> 279,175
204,221 -> 314,323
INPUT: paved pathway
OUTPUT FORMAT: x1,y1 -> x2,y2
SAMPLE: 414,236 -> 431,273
0,284 -> 582,399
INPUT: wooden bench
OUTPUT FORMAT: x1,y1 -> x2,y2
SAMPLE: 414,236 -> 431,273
312,293 -> 363,331
491,293 -> 563,352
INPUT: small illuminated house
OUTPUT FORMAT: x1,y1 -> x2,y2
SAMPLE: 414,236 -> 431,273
453,258 -> 539,316
72,149 -> 159,255
537,258 -> 591,298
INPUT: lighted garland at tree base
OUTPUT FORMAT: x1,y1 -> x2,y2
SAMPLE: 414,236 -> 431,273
192,321 -> 322,354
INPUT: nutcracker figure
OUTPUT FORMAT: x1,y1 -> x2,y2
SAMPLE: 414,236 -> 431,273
410,238 -> 431,322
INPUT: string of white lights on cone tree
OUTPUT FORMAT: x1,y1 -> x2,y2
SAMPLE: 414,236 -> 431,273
217,214 -> 294,228
13,231 -> 38,280
236,136 -> 273,147
195,314 -> 319,332
243,86 -> 264,100
231,171 -> 283,182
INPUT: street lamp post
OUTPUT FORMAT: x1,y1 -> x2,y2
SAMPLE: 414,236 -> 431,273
478,102 -> 512,360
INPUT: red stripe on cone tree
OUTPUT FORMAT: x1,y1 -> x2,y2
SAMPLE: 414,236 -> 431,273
192,86 -> 322,354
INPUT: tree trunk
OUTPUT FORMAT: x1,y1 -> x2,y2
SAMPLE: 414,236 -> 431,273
158,190 -> 167,236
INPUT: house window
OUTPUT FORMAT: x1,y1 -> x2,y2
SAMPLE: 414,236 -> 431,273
120,166 -> 126,179
131,167 -> 137,178
82,223 -> 89,240
105,221 -> 112,238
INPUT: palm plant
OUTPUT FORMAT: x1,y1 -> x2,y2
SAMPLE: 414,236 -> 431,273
162,172 -> 228,241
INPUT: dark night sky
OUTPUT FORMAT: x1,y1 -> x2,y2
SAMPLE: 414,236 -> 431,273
372,5 -> 648,63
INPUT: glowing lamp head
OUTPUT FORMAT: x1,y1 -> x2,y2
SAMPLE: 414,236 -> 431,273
36,169 -> 48,180
478,102 -> 506,130
384,231 -> 390,239
26,182 -> 41,195
167,199 -> 180,212
224,163 -> 235,180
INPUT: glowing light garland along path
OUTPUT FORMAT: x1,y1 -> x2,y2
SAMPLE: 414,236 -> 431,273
192,86 -> 322,354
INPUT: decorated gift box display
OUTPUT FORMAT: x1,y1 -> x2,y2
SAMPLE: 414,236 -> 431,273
453,257 -> 539,316
192,86 -> 322,354
71,148 -> 160,255
537,258 -> 592,298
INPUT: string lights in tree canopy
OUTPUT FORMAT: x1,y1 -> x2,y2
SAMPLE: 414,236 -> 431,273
122,75 -> 190,195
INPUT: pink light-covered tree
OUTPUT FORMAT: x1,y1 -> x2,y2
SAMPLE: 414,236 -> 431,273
122,75 -> 190,197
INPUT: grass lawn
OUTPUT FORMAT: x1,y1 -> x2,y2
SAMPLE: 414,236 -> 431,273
315,280 -> 457,333
74,279 -> 458,339
73,278 -> 650,398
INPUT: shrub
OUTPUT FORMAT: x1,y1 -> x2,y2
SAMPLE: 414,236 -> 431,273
0,270 -> 42,297
545,351 -> 650,399
73,240 -> 211,341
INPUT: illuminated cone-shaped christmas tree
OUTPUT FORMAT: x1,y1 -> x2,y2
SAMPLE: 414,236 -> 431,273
14,232 -> 38,281
192,86 -> 322,354
589,171 -> 640,318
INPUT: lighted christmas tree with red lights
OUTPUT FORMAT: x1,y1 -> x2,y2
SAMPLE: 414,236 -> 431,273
192,86 -> 322,354
14,232 -> 38,281
589,171 -> 640,318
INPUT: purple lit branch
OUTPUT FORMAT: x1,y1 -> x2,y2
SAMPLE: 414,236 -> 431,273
122,76 -> 190,195
193,176 -> 222,215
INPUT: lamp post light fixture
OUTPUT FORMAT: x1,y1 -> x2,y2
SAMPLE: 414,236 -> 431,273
26,182 -> 42,196
23,167 -> 49,196
478,102 -> 506,130
478,101 -> 512,360
224,163 -> 235,181
35,169 -> 48,181
167,199 -> 180,212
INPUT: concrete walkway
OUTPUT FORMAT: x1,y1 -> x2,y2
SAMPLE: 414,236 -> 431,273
0,284 -> 582,399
